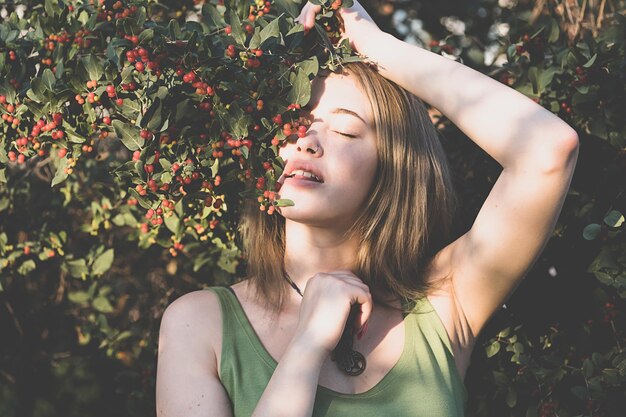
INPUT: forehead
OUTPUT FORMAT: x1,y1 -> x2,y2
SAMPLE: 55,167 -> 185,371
306,72 -> 371,122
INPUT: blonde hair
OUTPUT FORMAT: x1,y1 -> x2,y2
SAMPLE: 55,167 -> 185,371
237,61 -> 459,319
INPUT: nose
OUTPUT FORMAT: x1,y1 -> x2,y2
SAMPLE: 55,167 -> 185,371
295,133 -> 323,156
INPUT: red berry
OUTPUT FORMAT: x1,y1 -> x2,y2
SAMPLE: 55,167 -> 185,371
52,113 -> 63,125
135,61 -> 145,72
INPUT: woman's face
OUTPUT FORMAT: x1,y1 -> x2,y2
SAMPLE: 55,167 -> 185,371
277,72 -> 378,226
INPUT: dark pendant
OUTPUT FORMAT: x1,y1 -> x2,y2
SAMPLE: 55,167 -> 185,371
337,349 -> 366,376
329,302 -> 367,376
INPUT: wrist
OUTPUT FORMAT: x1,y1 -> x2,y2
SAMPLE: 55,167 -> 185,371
287,337 -> 330,366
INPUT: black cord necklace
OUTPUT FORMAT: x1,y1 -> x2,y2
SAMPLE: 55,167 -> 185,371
284,273 -> 366,376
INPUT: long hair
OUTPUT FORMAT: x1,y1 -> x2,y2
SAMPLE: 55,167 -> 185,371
237,61 -> 459,320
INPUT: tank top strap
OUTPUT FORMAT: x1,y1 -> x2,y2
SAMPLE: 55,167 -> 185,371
205,286 -> 256,352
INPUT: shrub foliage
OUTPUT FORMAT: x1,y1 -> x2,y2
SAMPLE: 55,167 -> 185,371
0,0 -> 624,416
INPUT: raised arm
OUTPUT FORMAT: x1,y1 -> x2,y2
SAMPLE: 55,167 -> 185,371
298,2 -> 580,339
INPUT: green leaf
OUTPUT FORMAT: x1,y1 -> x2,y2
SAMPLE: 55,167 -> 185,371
112,120 -> 145,151
228,10 -> 245,46
506,388 -> 517,408
64,126 -> 87,143
82,55 -> 103,81
298,56 -> 319,78
17,259 -> 36,275
272,0 -> 300,18
548,18 -> 560,43
497,327 -> 511,338
287,68 -> 312,106
486,340 -> 501,358
93,296 -> 114,313
202,3 -> 226,30
51,157 -> 69,187
275,198 -> 294,207
583,223 -> 602,240
66,259 -> 88,279
539,67 -> 557,91
138,28 -> 154,44
129,188 -> 151,210
246,27 -> 259,49
604,210 -> 624,228
210,158 -> 220,177
164,212 -> 180,234
68,291 -> 91,304
259,16 -> 281,47
583,53 -> 597,68
92,248 -> 114,276
161,172 -> 172,184
42,68 -> 56,91
44,0 -> 63,17
141,97 -> 163,131
582,358 -> 594,378
527,67 -> 541,95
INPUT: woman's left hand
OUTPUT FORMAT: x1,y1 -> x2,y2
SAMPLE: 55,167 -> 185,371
295,0 -> 383,53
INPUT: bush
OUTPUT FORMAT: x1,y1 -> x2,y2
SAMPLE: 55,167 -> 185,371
0,1 -> 624,416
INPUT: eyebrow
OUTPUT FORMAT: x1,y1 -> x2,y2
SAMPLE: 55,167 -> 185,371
304,106 -> 370,128
330,108 -> 370,127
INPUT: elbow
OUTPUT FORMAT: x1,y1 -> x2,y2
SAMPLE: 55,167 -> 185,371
542,130 -> 580,174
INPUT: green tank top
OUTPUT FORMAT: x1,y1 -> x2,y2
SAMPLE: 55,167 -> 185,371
207,286 -> 468,416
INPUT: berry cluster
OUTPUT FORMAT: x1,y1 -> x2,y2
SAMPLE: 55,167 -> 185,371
248,0 -> 272,22
570,65 -> 589,87
0,97 -> 21,130
125,47 -> 163,76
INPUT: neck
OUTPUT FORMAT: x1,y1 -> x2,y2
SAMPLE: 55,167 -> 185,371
282,219 -> 359,308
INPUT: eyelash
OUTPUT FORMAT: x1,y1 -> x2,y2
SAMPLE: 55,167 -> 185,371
334,131 -> 357,138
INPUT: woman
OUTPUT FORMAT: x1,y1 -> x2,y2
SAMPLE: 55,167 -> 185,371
156,2 -> 579,416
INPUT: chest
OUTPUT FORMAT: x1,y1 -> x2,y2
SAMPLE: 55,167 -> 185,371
215,286 -> 468,396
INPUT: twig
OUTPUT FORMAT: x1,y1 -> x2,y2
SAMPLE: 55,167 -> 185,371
530,0 -> 548,25
0,368 -> 16,385
597,0 -> 607,28
54,269 -> 66,304
563,0 -> 575,25
573,0 -> 588,40
3,300 -> 23,338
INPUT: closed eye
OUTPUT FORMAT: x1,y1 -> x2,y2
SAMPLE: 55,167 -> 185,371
334,131 -> 357,138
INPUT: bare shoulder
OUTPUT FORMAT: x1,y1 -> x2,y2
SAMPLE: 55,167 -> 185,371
156,289 -> 232,417
160,289 -> 222,368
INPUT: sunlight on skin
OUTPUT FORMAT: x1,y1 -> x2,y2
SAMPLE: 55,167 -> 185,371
276,72 -> 378,300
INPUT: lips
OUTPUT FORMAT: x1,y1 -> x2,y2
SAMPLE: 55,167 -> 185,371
278,160 -> 325,184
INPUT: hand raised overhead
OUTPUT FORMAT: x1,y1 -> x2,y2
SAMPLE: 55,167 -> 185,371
295,0 -> 383,53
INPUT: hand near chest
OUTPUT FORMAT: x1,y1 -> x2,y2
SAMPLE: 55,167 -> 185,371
293,270 -> 373,356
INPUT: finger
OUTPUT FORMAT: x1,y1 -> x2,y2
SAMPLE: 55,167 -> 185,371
306,5 -> 322,30
354,289 -> 373,330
